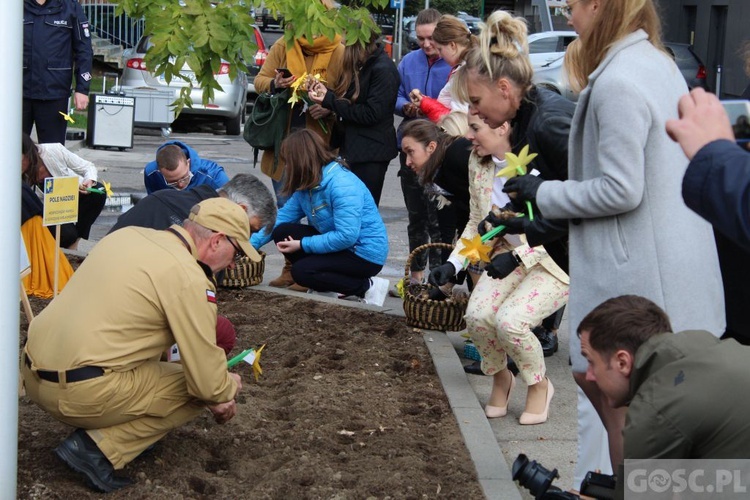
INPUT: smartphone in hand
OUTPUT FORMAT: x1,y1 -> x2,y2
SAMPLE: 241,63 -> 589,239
276,68 -> 293,79
722,99 -> 750,144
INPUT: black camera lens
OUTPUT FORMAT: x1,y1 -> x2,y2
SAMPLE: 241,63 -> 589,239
512,454 -> 560,500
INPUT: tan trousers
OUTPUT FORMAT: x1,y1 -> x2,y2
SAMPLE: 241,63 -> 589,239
465,263 -> 569,385
22,359 -> 204,469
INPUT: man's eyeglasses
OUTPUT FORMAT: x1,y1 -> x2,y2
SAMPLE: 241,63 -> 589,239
226,235 -> 244,261
561,0 -> 580,19
165,171 -> 193,189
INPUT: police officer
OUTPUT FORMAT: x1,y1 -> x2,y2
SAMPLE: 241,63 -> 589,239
21,198 -> 260,492
23,0 -> 93,144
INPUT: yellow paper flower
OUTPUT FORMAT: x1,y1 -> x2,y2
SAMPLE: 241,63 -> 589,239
497,144 -> 538,178
59,111 -> 75,124
251,344 -> 265,382
102,181 -> 113,199
458,234 -> 492,264
287,71 -> 309,105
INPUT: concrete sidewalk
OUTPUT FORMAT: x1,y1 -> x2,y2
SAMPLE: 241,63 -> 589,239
66,128 -> 578,499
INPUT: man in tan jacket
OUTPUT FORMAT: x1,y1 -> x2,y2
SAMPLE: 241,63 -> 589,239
22,198 -> 258,492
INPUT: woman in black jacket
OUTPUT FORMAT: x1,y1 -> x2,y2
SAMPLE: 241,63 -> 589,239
308,34 -> 400,206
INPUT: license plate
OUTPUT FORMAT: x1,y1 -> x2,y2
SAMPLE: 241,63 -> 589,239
158,71 -> 197,85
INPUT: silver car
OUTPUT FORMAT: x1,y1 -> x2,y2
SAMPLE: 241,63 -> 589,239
121,35 -> 248,135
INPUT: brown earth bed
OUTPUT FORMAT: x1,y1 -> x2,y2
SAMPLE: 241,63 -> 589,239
18,286 -> 484,499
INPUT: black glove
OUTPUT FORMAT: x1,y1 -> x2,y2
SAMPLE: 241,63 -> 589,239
503,175 -> 545,202
478,211 -> 504,236
500,214 -> 531,235
428,262 -> 457,288
486,252 -> 519,280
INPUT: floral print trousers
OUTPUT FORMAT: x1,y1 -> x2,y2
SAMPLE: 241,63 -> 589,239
465,263 -> 569,386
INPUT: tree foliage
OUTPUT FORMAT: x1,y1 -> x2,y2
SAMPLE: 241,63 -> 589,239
115,0 -> 389,115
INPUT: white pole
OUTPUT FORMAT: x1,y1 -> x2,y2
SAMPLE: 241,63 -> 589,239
397,0 -> 405,63
1,0 -> 22,497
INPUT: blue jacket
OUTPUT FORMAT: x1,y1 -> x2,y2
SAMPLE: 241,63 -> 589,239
682,139 -> 750,252
23,0 -> 93,99
395,49 -> 451,147
144,141 -> 229,194
251,161 -> 389,265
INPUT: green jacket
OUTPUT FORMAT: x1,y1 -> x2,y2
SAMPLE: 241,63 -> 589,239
624,330 -> 750,460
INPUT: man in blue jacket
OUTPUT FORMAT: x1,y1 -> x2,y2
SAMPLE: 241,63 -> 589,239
23,0 -> 93,144
144,141 -> 230,194
394,8 -> 451,285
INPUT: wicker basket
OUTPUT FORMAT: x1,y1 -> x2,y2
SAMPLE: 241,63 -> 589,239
402,243 -> 469,331
220,251 -> 266,288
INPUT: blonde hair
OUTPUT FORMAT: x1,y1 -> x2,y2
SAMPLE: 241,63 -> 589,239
438,111 -> 469,137
452,10 -> 533,103
432,15 -> 479,63
565,0 -> 664,91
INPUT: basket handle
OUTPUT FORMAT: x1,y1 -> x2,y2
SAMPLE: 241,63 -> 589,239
404,242 -> 456,281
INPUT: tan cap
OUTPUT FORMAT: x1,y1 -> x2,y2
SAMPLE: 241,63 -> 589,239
188,198 -> 262,262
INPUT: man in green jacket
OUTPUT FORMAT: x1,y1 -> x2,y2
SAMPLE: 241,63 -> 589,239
578,295 -> 750,495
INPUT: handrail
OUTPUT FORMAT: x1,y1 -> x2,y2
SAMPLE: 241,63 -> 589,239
80,1 -> 144,49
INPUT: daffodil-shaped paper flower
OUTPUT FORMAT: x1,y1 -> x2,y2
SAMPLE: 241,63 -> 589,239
250,344 -> 265,382
496,144 -> 538,178
287,71 -> 309,105
102,181 -> 113,199
59,111 -> 75,124
458,234 -> 492,264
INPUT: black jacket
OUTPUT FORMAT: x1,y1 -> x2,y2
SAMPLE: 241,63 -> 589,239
323,45 -> 400,164
433,138 -> 472,235
510,87 -> 575,272
23,0 -> 93,99
109,185 -> 218,234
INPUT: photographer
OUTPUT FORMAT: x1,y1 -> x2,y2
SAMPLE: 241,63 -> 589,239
578,295 -> 750,496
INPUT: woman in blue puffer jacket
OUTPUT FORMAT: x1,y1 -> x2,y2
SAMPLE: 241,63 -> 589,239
251,129 -> 390,306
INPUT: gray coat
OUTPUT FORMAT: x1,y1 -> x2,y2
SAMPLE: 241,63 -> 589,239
536,31 -> 725,372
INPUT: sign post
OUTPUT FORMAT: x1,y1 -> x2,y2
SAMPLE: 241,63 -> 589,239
42,176 -> 79,298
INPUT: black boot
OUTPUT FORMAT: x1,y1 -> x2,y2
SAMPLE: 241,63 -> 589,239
533,326 -> 559,357
55,429 -> 134,492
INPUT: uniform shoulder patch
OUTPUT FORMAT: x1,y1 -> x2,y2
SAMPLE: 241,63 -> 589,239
81,72 -> 92,81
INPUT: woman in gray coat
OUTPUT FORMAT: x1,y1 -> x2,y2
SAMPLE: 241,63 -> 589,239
503,0 -> 725,477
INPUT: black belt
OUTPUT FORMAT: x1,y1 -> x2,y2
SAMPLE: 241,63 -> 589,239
24,354 -> 104,383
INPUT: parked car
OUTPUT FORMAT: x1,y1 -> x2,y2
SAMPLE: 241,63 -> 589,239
372,12 -> 395,36
533,36 -> 709,103
528,30 -> 577,68
246,25 -> 269,96
664,42 -> 709,90
121,35 -> 248,136
456,11 -> 481,35
255,8 -> 284,32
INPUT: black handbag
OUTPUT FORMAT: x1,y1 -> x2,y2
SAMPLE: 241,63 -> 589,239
243,88 -> 291,173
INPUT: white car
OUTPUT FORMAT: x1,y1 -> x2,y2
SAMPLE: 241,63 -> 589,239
528,30 -> 578,69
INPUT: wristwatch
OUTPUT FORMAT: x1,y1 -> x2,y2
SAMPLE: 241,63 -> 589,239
511,250 -> 523,266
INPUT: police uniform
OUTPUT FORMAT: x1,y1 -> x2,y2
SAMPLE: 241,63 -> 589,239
23,0 -> 93,144
22,224 -> 237,469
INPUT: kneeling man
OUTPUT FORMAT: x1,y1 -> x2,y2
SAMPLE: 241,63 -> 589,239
22,198 -> 258,492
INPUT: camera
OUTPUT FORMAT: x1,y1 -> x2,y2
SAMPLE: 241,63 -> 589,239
512,454 -> 616,500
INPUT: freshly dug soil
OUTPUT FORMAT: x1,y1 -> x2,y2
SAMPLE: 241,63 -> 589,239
18,287 -> 484,499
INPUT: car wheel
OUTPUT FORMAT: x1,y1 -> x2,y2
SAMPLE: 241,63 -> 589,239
226,110 -> 242,136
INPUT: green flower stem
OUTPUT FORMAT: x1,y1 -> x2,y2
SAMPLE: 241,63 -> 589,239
301,95 -> 329,135
227,348 -> 253,369
514,165 -> 535,222
86,187 -> 105,195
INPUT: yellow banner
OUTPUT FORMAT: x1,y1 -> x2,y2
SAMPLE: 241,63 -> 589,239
43,176 -> 79,226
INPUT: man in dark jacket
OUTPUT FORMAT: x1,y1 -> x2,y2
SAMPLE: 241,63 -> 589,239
111,174 -> 276,235
579,295 -> 750,469
23,0 -> 93,144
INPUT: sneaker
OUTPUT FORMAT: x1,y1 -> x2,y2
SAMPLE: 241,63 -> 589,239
363,277 -> 389,307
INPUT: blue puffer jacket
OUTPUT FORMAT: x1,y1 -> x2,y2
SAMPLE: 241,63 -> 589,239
143,141 -> 229,194
251,161 -> 389,265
